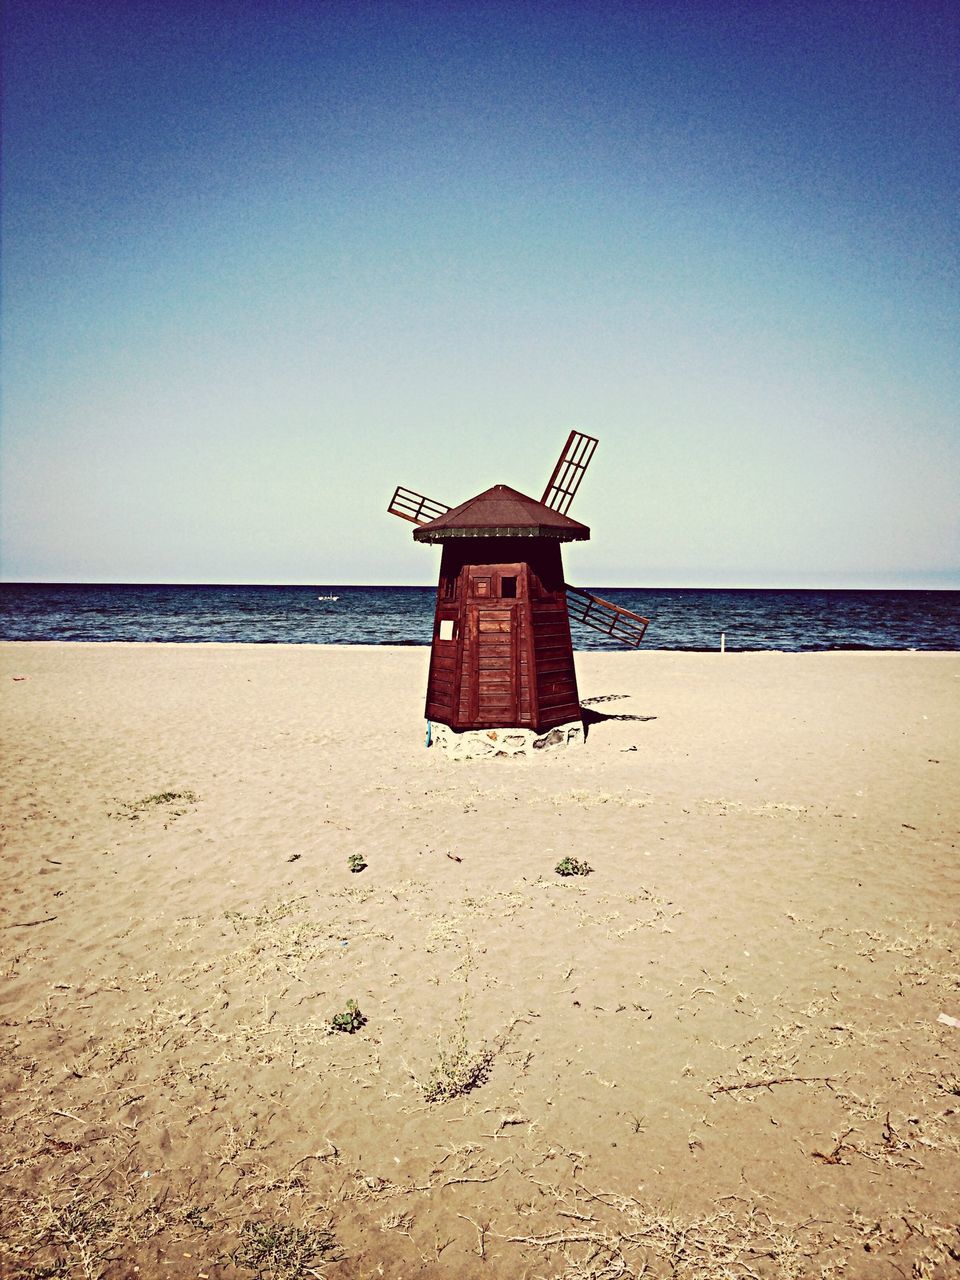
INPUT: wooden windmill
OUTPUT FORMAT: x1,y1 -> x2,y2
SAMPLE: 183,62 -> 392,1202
388,432 -> 649,733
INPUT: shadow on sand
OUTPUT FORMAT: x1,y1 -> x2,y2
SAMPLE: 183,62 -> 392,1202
579,694 -> 657,741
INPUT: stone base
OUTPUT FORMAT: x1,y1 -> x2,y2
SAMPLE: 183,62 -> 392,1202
426,720 -> 583,759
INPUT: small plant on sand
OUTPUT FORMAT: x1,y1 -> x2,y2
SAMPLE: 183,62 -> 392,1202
139,789 -> 197,807
347,853 -> 367,874
329,999 -> 365,1034
111,789 -> 199,821
11,1192 -> 120,1279
419,1002 -> 495,1103
231,1220 -> 339,1279
555,856 -> 593,877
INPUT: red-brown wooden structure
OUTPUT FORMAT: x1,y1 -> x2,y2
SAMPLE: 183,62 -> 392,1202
388,432 -> 649,733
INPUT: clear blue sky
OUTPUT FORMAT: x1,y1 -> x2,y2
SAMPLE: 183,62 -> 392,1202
2,0 -> 957,587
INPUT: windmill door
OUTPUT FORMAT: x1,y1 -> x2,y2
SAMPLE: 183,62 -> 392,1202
466,602 -> 518,724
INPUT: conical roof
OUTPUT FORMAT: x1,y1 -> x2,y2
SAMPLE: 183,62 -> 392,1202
413,484 -> 590,543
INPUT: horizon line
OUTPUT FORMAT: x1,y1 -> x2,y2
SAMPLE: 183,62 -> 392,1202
2,578 -> 958,592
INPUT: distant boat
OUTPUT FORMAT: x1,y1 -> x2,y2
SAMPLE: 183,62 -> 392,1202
317,593 -> 339,602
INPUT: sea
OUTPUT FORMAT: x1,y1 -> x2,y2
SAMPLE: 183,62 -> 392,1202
0,584 -> 958,651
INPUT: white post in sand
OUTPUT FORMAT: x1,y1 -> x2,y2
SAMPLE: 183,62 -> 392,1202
721,632 -> 726,653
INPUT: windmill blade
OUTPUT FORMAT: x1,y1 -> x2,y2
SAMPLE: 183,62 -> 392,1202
565,584 -> 649,648
541,430 -> 599,514
388,486 -> 450,526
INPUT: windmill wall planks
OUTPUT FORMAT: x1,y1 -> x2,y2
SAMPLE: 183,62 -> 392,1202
425,539 -> 581,733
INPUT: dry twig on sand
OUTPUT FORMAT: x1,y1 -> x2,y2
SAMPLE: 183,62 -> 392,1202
709,1074 -> 835,1097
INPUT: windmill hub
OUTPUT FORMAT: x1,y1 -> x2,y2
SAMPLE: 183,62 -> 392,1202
387,432 -> 648,737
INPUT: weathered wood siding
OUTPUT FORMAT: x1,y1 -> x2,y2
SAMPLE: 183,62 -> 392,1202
424,539 -> 581,733
530,598 -> 580,728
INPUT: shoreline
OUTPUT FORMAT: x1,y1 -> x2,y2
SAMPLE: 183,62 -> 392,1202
2,638 -> 958,652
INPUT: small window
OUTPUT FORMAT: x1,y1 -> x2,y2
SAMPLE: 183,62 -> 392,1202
438,619 -> 455,641
501,575 -> 517,598
473,576 -> 492,597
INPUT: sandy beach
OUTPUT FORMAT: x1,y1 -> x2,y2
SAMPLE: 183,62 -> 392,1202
1,642 -> 957,1278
